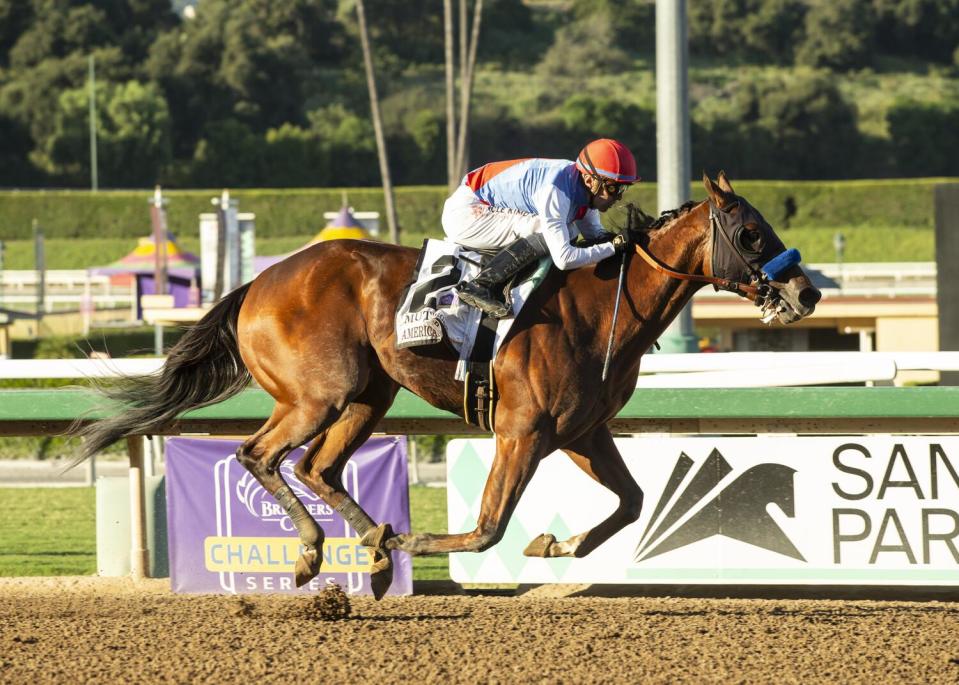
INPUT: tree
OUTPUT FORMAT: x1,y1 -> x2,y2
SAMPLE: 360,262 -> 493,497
146,0 -> 344,157
559,95 -> 656,178
689,0 -> 806,64
337,0 -> 441,68
308,104 -> 378,182
688,0 -> 747,56
441,0 -> 484,188
0,0 -> 33,67
355,0 -> 398,241
693,70 -> 863,179
260,124 -> 328,187
477,0 -> 540,67
6,0 -> 176,71
740,0 -> 807,65
887,101 -> 959,176
536,13 -> 631,79
42,79 -> 172,186
189,118 -> 263,187
873,0 -> 959,64
570,0 -> 655,55
796,0 -> 876,71
0,47 -> 128,156
0,0 -> 177,184
0,110 -> 38,184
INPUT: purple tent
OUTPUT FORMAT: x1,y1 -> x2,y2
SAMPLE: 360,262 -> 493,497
90,233 -> 200,318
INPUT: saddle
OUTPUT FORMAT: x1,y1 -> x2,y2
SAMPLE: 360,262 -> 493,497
395,239 -> 551,431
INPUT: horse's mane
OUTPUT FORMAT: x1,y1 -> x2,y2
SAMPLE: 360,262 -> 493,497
623,200 -> 699,238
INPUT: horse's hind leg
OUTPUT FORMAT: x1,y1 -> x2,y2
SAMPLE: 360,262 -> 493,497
293,379 -> 399,598
524,426 -> 644,558
237,400 -> 345,586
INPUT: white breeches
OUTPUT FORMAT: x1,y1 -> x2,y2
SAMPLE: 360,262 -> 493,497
441,185 -> 542,250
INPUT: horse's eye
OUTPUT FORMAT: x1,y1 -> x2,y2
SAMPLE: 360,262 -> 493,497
737,227 -> 764,253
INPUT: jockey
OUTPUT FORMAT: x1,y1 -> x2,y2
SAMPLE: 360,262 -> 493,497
442,138 -> 638,319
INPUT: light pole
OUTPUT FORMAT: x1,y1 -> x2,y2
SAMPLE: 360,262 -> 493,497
88,55 -> 98,192
655,0 -> 698,353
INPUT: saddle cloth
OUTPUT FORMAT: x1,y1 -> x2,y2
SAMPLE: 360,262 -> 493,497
395,239 -> 548,381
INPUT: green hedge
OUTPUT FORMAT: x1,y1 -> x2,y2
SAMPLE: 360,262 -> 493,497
0,179 -> 953,246
0,187 -> 446,246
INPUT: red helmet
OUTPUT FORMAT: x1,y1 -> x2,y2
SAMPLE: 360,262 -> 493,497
575,139 -> 638,184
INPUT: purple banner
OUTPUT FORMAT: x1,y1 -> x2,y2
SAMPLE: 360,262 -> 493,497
165,436 -> 411,595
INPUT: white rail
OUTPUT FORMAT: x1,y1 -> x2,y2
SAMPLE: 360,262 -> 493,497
636,360 -> 898,388
635,352 -> 959,388
0,352 -> 956,386
0,358 -> 163,378
640,351 -> 959,373
0,270 -> 113,289
0,294 -> 133,307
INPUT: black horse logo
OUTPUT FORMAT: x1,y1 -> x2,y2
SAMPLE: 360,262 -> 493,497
635,448 -> 804,562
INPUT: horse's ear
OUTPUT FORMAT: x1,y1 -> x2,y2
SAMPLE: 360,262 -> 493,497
716,170 -> 734,194
702,172 -> 728,207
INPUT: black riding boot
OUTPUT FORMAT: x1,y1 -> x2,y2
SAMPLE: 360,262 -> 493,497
456,234 -> 549,318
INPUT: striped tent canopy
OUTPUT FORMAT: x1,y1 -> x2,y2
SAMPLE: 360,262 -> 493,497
92,232 -> 200,278
310,205 -> 371,243
255,205 -> 373,273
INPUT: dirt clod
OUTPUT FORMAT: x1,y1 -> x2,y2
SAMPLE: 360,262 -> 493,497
229,596 -> 256,618
301,584 -> 351,621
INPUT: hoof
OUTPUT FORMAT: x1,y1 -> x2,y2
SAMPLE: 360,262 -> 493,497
523,533 -> 556,558
294,547 -> 321,587
360,523 -> 396,600
369,550 -> 394,601
360,522 -> 394,549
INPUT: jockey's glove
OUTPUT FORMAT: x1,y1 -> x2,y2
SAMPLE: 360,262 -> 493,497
612,233 -> 630,253
575,231 -> 618,248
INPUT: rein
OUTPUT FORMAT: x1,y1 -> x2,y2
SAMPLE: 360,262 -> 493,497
632,238 -> 761,297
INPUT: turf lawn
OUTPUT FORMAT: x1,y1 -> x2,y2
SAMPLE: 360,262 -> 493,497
0,485 -> 449,580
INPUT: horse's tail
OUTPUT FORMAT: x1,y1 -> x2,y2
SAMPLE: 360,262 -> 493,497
70,282 -> 253,466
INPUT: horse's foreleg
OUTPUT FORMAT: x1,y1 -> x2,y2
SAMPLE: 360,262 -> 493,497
237,402 -> 338,587
524,426 -> 643,559
388,434 -> 544,556
294,381 -> 399,599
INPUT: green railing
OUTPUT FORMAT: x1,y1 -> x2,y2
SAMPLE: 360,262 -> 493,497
2,386 -> 958,436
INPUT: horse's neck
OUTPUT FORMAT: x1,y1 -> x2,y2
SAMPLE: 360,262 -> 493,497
620,203 -> 711,350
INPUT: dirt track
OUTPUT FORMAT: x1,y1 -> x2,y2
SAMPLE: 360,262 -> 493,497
2,577 -> 959,684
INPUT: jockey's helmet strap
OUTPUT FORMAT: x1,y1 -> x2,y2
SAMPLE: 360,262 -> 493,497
580,145 -> 600,179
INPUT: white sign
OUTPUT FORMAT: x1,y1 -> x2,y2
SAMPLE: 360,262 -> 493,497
447,437 -> 959,585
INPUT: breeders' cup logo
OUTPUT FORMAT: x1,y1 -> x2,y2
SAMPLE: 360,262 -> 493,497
234,461 -> 334,527
635,448 -> 804,562
210,451 -> 364,594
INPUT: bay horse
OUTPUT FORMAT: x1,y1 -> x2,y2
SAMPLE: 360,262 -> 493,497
74,173 -> 820,598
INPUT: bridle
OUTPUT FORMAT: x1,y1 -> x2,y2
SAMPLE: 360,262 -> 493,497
633,233 -> 763,297
602,197 -> 796,378
630,199 -> 799,308
602,197 -> 802,377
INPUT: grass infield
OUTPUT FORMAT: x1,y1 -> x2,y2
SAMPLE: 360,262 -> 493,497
0,484 -> 450,581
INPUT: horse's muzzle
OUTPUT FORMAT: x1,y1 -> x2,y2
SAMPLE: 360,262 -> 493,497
775,271 -> 821,324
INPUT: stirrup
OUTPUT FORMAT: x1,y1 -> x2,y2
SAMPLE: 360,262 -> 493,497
457,283 -> 511,319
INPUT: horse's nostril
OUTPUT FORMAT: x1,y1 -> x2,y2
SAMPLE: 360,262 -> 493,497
799,287 -> 822,309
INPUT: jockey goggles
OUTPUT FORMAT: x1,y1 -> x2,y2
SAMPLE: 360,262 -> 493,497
595,177 -> 628,198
